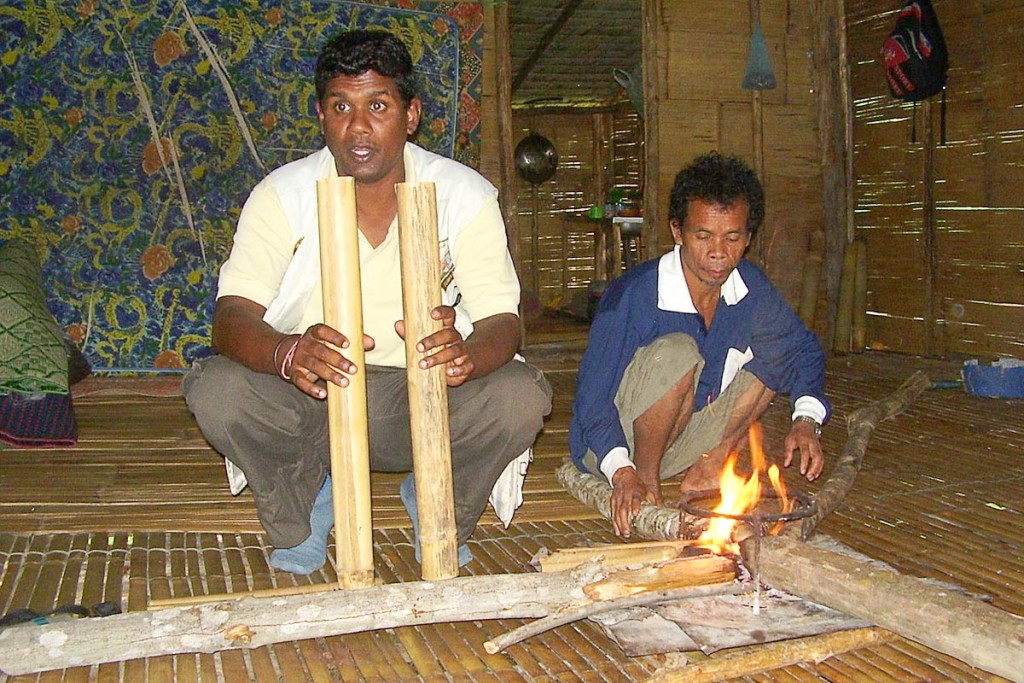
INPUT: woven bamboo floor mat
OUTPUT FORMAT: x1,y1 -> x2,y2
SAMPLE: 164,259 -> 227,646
0,522 -> 1008,683
1,347 -> 1022,681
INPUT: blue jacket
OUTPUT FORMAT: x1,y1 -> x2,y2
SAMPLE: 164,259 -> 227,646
569,249 -> 830,473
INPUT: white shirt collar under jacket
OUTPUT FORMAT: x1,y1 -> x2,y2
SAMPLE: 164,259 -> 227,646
657,245 -> 749,313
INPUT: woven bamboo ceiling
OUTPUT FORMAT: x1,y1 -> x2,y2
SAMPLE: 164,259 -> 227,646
510,0 -> 642,107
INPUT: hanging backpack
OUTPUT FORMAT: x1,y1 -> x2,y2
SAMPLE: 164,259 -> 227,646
881,0 -> 949,143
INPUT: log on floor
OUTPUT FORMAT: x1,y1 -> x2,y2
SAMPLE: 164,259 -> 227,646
0,555 -> 739,677
755,533 -> 1024,683
0,564 -> 605,676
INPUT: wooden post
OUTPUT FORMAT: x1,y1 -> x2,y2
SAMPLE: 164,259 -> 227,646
641,0 -> 661,260
493,1 -> 527,345
395,182 -> 459,581
922,100 -> 938,356
594,220 -> 608,282
749,0 -> 767,268
832,243 -> 857,355
316,176 -> 374,589
851,238 -> 868,351
609,219 -> 624,277
810,0 -> 855,354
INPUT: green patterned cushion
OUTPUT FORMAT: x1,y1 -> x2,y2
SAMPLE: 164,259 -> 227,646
0,240 -> 68,394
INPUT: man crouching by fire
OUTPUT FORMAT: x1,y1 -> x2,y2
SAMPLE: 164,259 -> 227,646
569,152 -> 830,538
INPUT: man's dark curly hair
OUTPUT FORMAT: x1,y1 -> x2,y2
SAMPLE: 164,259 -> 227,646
668,151 -> 765,236
315,30 -> 418,105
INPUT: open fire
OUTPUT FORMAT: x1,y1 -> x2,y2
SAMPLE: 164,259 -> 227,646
693,422 -> 794,555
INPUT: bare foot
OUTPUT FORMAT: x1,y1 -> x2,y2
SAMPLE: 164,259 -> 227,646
679,444 -> 732,492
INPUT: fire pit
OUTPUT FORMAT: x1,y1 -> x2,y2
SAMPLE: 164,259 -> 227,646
677,486 -> 818,537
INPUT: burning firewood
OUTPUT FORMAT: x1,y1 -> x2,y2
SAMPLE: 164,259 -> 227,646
582,555 -> 738,601
533,539 -> 706,573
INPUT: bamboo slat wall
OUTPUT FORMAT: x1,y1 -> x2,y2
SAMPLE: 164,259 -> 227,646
847,0 -> 1024,358
647,0 -> 825,305
512,107 -> 643,308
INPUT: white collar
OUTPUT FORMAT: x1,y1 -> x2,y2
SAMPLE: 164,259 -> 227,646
657,245 -> 749,313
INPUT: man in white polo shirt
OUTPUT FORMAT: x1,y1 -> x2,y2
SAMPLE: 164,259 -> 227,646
184,29 -> 551,574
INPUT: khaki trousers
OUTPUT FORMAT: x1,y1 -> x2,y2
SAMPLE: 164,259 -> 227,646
582,333 -> 756,479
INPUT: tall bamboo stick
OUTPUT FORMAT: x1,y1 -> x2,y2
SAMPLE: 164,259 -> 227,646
316,176 -> 374,589
395,182 -> 459,581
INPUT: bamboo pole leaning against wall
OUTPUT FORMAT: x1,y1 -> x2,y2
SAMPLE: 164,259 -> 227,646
317,176 -> 374,589
832,242 -> 858,355
396,182 -> 459,581
798,230 -> 825,329
852,238 -> 868,351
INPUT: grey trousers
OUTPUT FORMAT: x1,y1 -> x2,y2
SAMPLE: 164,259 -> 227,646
183,356 -> 552,548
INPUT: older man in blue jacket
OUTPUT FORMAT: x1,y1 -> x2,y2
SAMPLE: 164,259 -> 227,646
570,152 -> 830,537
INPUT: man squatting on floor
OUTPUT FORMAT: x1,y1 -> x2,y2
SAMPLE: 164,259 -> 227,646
569,151 -> 831,537
184,29 -> 552,575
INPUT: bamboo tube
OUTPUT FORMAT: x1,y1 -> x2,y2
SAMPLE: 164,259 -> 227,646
316,176 -> 374,589
832,242 -> 858,354
851,238 -> 868,352
798,230 -> 824,328
395,181 -> 459,581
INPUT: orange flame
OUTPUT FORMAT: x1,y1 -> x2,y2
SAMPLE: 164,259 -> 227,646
695,422 -> 792,554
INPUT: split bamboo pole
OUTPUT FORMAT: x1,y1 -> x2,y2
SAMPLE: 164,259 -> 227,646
316,175 -> 374,589
395,181 -> 459,581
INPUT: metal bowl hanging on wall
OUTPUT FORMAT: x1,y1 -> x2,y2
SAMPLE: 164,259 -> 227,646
514,132 -> 558,184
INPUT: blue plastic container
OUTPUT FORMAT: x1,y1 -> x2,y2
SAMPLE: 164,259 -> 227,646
961,359 -> 1024,398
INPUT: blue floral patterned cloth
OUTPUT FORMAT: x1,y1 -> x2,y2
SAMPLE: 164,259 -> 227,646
0,0 -> 483,372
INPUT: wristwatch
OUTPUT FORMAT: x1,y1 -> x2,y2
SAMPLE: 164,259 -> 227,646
794,415 -> 823,437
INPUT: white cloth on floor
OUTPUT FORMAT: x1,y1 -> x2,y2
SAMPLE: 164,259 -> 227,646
488,446 -> 533,528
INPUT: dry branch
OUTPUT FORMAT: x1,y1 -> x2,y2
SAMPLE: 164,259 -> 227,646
645,626 -> 895,683
756,534 -> 1024,683
485,581 -> 748,655
557,372 -> 932,543
799,370 -> 931,539
555,460 -> 700,540
0,565 -> 609,676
